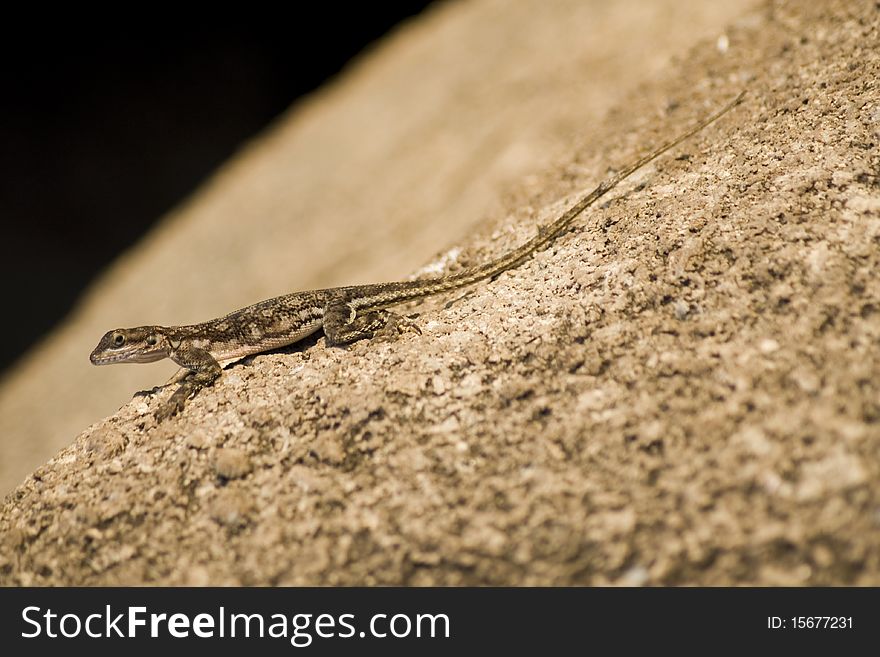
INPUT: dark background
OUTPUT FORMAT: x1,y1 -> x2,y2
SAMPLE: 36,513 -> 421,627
0,5 -> 434,375
1,587 -> 872,652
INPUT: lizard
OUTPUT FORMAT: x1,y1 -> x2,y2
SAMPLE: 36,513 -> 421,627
91,91 -> 744,421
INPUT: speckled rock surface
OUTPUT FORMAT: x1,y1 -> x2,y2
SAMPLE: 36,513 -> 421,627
2,0 -> 879,585
0,0 -> 753,495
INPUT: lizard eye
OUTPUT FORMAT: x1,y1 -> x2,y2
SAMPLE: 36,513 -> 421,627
146,335 -> 158,347
113,333 -> 125,347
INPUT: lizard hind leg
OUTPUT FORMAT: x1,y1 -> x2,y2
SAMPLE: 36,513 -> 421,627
323,301 -> 420,347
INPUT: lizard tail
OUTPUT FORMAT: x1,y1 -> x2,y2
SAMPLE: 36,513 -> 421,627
359,90 -> 745,308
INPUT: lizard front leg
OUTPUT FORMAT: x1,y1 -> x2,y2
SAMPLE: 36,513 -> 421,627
156,344 -> 222,421
323,300 -> 419,346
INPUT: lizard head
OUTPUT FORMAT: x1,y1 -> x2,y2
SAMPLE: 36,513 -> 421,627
90,326 -> 171,365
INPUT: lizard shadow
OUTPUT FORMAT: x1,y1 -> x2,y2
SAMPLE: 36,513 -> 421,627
227,331 -> 324,374
131,331 -> 327,402
130,322 -> 402,401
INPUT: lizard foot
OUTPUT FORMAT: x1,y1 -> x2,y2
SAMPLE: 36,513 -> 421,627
373,312 -> 422,342
154,383 -> 192,421
324,301 -> 421,345
155,396 -> 184,422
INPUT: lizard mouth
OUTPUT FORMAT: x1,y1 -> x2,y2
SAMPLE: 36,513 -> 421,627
90,349 -> 166,365
90,351 -> 130,365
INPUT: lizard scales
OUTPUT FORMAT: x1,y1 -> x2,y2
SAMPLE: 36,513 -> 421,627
91,92 -> 744,420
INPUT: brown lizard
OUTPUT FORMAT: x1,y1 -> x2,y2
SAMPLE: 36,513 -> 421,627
91,92 -> 744,420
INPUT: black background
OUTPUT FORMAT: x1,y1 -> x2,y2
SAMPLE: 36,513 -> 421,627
0,587 -> 872,653
0,5 -> 433,374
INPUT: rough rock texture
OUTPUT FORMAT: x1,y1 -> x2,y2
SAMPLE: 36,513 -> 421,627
0,0 -> 751,495
3,0 -> 880,585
